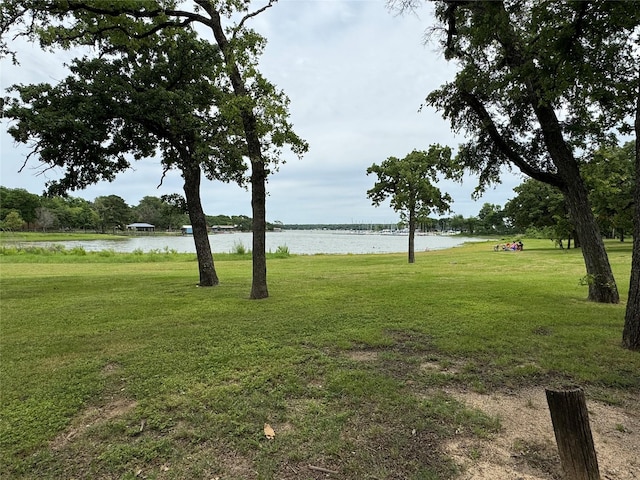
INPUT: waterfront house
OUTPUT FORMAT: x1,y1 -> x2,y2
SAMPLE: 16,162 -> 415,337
126,223 -> 155,232
211,225 -> 237,233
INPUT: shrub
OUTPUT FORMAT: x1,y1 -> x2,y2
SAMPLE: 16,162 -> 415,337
231,241 -> 248,255
274,244 -> 290,258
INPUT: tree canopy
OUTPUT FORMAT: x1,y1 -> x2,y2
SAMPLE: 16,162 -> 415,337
583,142 -> 635,242
93,195 -> 131,233
0,187 -> 40,226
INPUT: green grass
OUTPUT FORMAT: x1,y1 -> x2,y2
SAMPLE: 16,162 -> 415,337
1,239 -> 638,479
0,231 -> 126,242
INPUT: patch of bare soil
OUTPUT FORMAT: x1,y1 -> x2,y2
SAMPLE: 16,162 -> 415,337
445,387 -> 640,480
51,397 -> 138,450
345,350 -> 379,362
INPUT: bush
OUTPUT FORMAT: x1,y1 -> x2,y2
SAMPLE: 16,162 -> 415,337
274,244 -> 290,258
231,241 -> 249,255
524,226 -> 554,239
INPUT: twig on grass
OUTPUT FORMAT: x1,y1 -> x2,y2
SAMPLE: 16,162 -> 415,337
308,464 -> 339,474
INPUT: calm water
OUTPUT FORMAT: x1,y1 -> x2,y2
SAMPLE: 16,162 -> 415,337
31,230 -> 483,255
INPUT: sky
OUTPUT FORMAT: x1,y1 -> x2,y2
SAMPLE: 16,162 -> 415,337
0,0 -> 524,225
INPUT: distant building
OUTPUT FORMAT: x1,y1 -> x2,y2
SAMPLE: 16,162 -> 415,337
211,225 -> 237,233
126,223 -> 155,232
182,225 -> 236,234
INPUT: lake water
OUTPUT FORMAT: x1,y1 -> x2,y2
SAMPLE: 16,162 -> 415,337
32,230 -> 483,255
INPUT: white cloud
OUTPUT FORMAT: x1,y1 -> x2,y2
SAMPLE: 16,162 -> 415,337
0,1 -> 522,225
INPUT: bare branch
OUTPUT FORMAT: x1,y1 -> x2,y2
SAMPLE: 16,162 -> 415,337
158,164 -> 170,189
64,1 -> 209,25
386,0 -> 423,16
232,0 -> 277,40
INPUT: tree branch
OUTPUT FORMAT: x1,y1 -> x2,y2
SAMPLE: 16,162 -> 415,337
58,2 -> 214,40
232,0 -> 277,39
63,1 -> 210,25
442,0 -> 470,59
459,90 -> 563,189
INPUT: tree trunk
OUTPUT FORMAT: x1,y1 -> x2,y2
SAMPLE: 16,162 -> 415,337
493,1 -> 618,304
562,181 -> 618,303
532,105 -> 619,303
408,207 -> 416,264
545,387 -> 601,480
182,163 -> 219,287
208,7 -> 268,299
250,159 -> 269,299
623,75 -> 640,350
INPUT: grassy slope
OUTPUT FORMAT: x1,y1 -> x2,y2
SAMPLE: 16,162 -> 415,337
0,239 -> 637,479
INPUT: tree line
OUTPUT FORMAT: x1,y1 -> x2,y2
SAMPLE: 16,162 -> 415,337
362,140 -> 634,251
471,141 -> 636,245
0,187 -> 263,233
5,131 -> 633,242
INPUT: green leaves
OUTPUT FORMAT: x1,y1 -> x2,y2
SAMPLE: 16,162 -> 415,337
4,27 -> 248,194
366,145 -> 453,218
427,0 -> 639,191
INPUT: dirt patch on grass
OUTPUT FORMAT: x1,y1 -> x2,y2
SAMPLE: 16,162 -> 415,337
421,360 -> 461,375
445,387 -> 640,480
346,350 -> 378,362
51,397 -> 138,450
100,361 -> 121,376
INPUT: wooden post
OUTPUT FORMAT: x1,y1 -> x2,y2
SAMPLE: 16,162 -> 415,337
545,387 -> 600,480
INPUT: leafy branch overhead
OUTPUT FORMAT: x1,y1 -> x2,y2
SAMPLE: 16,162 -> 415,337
5,29 -> 241,195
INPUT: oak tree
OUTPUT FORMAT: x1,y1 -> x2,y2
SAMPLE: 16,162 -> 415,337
623,76 -> 640,350
4,29 -> 244,286
426,1 -> 640,304
1,0 -> 308,298
93,195 -> 131,234
390,0 -> 640,347
390,1 -> 639,305
367,146 -> 452,263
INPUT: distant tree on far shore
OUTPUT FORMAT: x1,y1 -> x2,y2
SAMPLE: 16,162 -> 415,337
367,146 -> 452,263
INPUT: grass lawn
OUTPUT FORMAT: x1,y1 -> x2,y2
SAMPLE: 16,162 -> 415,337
0,231 -> 126,243
1,239 -> 638,479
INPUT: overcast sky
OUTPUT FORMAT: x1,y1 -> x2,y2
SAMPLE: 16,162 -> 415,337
0,0 -> 523,225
